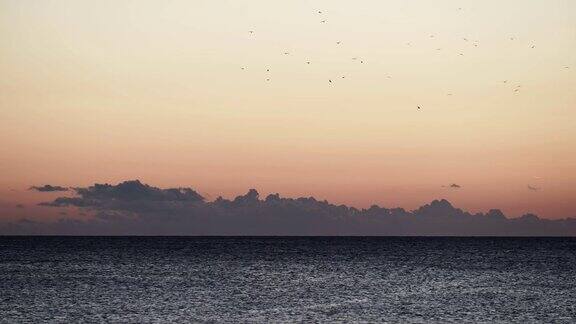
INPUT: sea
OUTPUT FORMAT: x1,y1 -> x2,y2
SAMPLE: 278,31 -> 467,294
1,237 -> 575,323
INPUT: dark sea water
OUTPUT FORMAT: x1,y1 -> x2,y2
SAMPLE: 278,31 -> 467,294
1,237 -> 575,323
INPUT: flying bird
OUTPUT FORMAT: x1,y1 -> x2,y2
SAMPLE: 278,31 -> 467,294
336,41 -> 341,45
320,20 -> 327,23
417,106 -> 421,110
527,185 -> 540,191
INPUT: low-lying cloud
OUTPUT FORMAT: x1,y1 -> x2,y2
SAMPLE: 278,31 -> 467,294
2,180 -> 575,236
29,185 -> 69,192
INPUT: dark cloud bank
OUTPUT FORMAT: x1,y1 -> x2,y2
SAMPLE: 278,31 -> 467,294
3,180 -> 576,236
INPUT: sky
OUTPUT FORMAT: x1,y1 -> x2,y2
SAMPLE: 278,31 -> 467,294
1,0 -> 575,221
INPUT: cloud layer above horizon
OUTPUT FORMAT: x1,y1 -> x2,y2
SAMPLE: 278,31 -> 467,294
2,180 -> 575,236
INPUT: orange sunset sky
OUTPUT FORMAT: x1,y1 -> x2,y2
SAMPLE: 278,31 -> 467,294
1,0 -> 575,221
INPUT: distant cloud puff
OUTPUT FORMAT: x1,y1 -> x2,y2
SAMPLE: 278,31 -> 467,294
29,185 -> 69,192
39,180 -> 204,209
1,180 -> 573,236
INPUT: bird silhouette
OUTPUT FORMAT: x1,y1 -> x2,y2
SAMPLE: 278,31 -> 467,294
417,106 -> 421,110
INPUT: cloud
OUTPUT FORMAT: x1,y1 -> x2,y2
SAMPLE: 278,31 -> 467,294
1,180 -> 574,236
29,184 -> 69,192
39,180 -> 204,209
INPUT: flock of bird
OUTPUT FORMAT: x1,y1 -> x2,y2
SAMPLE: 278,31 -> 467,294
241,8 -> 570,111
242,11 -> 381,89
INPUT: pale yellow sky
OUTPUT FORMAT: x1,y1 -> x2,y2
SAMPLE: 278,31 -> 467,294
1,0 -> 575,219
